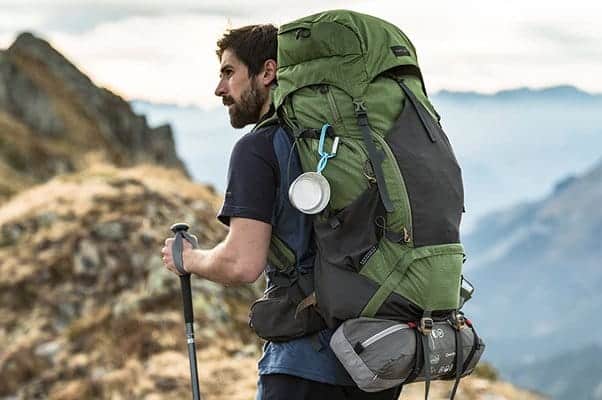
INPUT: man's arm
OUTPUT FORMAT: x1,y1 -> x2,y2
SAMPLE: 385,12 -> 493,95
163,217 -> 271,285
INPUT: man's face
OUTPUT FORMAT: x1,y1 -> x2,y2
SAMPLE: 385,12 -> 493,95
215,49 -> 267,129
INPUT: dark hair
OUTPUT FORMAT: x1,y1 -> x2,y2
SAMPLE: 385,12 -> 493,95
216,24 -> 278,76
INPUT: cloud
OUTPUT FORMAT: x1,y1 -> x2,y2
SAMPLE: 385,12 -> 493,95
0,2 -> 244,35
0,1 -> 359,109
1,1 -> 601,107
523,22 -> 602,62
0,0 -> 358,34
38,14 -> 229,109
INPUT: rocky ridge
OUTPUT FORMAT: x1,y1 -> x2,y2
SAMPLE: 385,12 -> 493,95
0,32 -> 186,203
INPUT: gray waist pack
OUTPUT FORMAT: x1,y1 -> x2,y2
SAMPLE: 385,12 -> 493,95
330,316 -> 485,397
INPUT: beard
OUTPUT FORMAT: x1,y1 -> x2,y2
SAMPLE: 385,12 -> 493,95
224,79 -> 267,129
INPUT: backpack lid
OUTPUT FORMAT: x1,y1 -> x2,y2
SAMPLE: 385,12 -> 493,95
274,9 -> 425,109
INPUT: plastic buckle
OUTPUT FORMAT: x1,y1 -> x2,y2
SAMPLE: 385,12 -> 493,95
352,99 -> 367,114
419,317 -> 433,335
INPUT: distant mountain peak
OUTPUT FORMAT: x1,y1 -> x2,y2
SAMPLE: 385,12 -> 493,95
495,85 -> 594,99
434,85 -> 599,101
0,31 -> 188,202
12,31 -> 45,47
10,31 -> 65,63
8,31 -> 93,90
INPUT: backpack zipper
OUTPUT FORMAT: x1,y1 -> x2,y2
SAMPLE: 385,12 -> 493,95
360,323 -> 409,348
321,85 -> 343,124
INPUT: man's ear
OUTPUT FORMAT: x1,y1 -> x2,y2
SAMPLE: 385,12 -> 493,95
261,59 -> 277,87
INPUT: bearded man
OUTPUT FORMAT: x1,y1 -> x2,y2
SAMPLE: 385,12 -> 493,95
161,24 -> 402,400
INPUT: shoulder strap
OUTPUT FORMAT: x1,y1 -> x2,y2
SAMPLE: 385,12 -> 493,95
353,99 -> 394,213
252,103 -> 280,132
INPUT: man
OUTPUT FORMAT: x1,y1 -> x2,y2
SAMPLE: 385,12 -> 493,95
161,24 -> 402,400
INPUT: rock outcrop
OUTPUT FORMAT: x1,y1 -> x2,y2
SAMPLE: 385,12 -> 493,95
0,32 -> 187,203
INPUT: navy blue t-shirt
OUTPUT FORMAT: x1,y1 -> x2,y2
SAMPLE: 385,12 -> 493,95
217,125 -> 353,386
217,127 -> 278,226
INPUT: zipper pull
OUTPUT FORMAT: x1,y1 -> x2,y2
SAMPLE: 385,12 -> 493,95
353,342 -> 365,354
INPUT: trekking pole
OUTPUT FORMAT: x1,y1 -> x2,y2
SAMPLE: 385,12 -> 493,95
170,222 -> 202,400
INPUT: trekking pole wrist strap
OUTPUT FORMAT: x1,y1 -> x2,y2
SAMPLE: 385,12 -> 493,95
173,231 -> 200,275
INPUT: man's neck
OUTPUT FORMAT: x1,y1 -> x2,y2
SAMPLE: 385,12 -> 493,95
252,101 -> 276,132
258,99 -> 272,121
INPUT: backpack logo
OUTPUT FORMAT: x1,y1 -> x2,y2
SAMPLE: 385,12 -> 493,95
359,245 -> 378,266
390,45 -> 410,57
431,328 -> 445,339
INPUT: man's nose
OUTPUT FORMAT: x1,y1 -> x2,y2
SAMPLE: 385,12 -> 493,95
215,80 -> 227,97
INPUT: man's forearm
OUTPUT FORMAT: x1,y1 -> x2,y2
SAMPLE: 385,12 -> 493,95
187,242 -> 253,285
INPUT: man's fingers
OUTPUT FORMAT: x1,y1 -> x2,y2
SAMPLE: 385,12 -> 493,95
162,255 -> 180,275
161,237 -> 187,275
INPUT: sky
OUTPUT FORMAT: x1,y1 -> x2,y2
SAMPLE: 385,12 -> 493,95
1,0 -> 601,109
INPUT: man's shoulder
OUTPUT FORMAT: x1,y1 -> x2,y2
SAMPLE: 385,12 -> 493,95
228,123 -> 288,172
236,121 -> 286,150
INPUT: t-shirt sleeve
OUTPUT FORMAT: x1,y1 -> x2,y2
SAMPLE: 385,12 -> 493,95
217,130 -> 278,226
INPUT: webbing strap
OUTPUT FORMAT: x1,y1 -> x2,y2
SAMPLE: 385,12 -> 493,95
294,291 -> 317,318
397,80 -> 441,128
422,310 -> 432,400
449,326 -> 464,400
360,249 -> 416,317
353,100 -> 394,213
423,338 -> 431,400
461,324 -> 480,373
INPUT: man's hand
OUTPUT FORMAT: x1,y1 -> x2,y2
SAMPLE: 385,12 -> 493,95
161,236 -> 198,275
159,218 -> 271,285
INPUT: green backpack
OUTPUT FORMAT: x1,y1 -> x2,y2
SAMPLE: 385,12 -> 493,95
272,10 -> 465,328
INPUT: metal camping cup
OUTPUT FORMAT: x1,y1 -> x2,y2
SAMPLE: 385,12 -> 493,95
289,125 -> 339,214
288,171 -> 331,214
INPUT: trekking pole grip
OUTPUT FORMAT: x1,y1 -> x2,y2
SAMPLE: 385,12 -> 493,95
170,222 -> 198,322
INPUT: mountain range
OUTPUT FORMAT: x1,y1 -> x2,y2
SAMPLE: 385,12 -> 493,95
433,84 -> 602,232
462,158 -> 602,399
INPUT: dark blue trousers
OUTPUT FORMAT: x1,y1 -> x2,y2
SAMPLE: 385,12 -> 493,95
256,374 -> 403,400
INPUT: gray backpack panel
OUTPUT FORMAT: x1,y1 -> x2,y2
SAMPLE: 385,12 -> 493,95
330,317 -> 485,393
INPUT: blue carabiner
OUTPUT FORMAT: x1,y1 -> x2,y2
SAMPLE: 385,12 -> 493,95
317,124 -> 336,173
